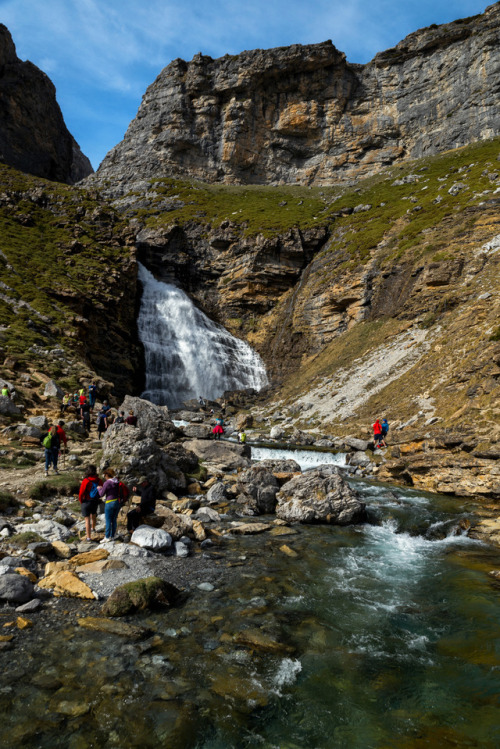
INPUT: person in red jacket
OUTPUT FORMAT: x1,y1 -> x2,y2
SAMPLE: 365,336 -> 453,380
373,418 -> 385,448
78,464 -> 102,542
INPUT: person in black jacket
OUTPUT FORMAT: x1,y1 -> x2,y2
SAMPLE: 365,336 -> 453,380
127,477 -> 156,532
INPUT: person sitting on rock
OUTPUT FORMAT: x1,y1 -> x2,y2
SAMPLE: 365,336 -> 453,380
115,410 -> 126,424
125,410 -> 137,426
127,477 -> 156,533
78,464 -> 102,542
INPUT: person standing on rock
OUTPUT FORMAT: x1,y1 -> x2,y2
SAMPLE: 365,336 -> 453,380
381,418 -> 389,446
97,408 -> 108,439
42,425 -> 60,476
98,468 -> 121,542
80,399 -> 91,433
127,477 -> 156,533
78,464 -> 102,542
88,381 -> 97,411
373,418 -> 384,448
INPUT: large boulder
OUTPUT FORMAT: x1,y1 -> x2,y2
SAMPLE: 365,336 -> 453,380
276,466 -> 367,525
205,482 -> 229,505
102,576 -> 180,617
183,439 -> 250,472
20,520 -> 72,542
0,395 -> 21,416
101,427 -> 186,492
16,425 -> 42,439
44,380 -> 64,399
0,574 -> 34,603
181,424 -> 212,439
130,526 -> 173,551
118,395 -> 177,445
28,415 -> 49,430
237,465 -> 280,514
344,437 -> 371,452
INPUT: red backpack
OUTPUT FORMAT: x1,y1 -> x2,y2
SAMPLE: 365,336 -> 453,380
118,481 -> 130,505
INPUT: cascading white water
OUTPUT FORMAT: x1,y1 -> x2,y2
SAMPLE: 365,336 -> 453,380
137,263 -> 268,407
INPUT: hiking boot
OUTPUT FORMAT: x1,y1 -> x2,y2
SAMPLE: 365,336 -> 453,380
44,471 -> 49,476
54,470 -> 60,475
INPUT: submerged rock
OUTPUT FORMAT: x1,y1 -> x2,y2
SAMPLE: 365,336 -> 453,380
77,616 -> 152,639
276,466 -> 366,525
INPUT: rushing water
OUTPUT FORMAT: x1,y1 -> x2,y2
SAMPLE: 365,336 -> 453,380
250,445 -> 347,471
137,263 -> 268,407
1,479 -> 500,748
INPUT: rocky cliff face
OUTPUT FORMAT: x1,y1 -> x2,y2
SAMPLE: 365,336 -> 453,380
0,25 -> 93,184
91,3 -> 500,195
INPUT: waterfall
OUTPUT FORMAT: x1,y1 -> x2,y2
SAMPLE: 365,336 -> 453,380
137,263 -> 268,407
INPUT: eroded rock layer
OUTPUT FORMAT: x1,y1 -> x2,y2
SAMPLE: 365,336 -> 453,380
91,3 -> 500,193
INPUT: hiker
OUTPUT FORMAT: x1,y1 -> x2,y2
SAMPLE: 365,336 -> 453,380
88,382 -> 97,411
56,421 -> 68,462
80,399 -> 91,432
381,418 -> 389,446
98,468 -> 120,542
61,393 -> 70,414
1,385 -> 9,397
97,408 -> 108,438
212,423 -> 224,440
127,477 -> 156,533
42,425 -> 60,476
198,396 -> 205,407
101,400 -> 112,416
373,418 -> 384,448
238,430 -> 247,444
115,410 -> 126,424
78,464 -> 102,542
125,410 -> 137,426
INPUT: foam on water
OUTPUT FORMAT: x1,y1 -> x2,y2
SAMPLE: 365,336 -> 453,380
250,445 -> 346,471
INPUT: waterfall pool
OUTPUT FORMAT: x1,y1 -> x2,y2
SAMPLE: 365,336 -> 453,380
1,480 -> 499,748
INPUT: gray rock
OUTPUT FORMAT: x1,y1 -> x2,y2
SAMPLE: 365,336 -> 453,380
130,526 -> 173,551
348,451 -> 371,467
16,598 -> 42,612
343,437 -> 371,452
28,415 -> 49,430
195,507 -> 220,523
174,541 -> 190,557
0,395 -> 21,416
237,465 -> 279,514
270,425 -> 285,440
183,439 -> 249,472
118,395 -> 177,445
276,466 -> 366,525
206,482 -> 229,505
20,519 -> 72,542
0,574 -> 34,603
181,424 -> 212,439
256,458 -> 301,473
65,420 -> 87,435
16,425 -> 42,439
44,380 -> 64,399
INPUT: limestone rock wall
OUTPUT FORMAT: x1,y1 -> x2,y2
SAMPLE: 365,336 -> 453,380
91,4 -> 500,193
0,24 -> 93,184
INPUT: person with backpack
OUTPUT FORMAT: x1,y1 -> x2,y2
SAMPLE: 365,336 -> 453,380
42,425 -> 60,476
97,408 -> 108,438
88,382 -> 97,411
98,468 -> 121,542
373,418 -> 384,449
126,477 -> 156,533
78,464 -> 102,542
115,410 -> 126,424
381,418 -> 389,446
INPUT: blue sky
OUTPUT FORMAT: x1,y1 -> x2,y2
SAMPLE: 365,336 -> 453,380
0,0 -> 491,170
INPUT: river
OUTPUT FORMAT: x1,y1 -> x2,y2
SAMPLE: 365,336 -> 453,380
1,477 -> 499,748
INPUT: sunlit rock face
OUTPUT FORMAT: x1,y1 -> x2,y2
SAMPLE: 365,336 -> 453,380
91,4 -> 500,194
0,24 -> 92,183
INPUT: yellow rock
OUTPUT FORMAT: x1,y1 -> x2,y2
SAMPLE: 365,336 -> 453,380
0,634 -> 14,642
78,559 -> 126,573
191,519 -> 206,541
24,499 -> 36,509
70,549 -> 109,566
187,482 -> 201,494
51,541 -> 72,559
280,544 -> 298,558
38,570 -> 95,600
77,617 -> 151,639
45,561 -> 71,576
16,616 -> 33,630
234,628 -> 295,654
3,622 -> 15,628
269,526 -> 297,537
15,567 -> 37,582
230,522 -> 270,535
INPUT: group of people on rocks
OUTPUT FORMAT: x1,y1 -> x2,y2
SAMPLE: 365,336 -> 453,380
373,418 -> 389,448
77,465 -> 156,543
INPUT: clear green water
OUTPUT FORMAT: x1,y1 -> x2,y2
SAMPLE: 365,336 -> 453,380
1,480 -> 499,748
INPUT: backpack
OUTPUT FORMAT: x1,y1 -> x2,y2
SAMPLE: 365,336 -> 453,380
88,480 -> 100,500
118,481 -> 129,505
42,433 -> 53,448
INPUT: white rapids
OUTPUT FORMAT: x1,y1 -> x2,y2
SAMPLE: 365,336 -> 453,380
137,263 -> 268,407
